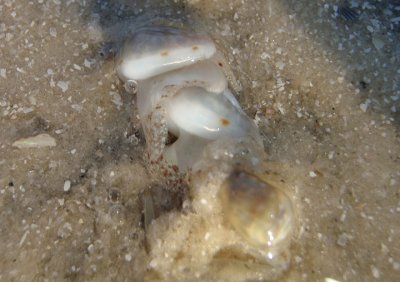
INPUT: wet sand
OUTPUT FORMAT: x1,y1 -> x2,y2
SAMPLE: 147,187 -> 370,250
0,0 -> 399,281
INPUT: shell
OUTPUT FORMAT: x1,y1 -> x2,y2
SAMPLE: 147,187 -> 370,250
116,26 -> 256,172
136,60 -> 228,121
166,86 -> 253,140
115,25 -> 296,277
219,170 -> 294,254
116,26 -> 216,81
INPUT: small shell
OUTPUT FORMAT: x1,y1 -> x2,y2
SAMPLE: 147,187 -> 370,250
116,27 -> 216,81
219,170 -> 294,253
12,133 -> 57,148
166,87 -> 253,140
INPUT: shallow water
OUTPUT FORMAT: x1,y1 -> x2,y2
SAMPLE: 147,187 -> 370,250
1,0 -> 399,281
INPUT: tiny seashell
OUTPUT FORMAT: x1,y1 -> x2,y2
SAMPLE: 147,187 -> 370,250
220,170 -> 294,252
12,133 -> 57,148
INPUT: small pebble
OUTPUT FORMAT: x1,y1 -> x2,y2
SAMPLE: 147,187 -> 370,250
325,278 -> 340,282
125,254 -> 132,262
49,27 -> 57,37
149,260 -> 157,268
0,68 -> 6,78
371,265 -> 380,278
309,171 -> 317,178
63,180 -> 71,192
337,233 -> 349,247
57,81 -> 69,92
360,102 -> 369,112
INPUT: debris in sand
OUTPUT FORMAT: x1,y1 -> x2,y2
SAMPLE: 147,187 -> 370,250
12,133 -> 57,148
63,180 -> 71,192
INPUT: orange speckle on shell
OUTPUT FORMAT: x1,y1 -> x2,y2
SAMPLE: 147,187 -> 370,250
220,118 -> 231,126
160,51 -> 169,57
192,46 -> 199,51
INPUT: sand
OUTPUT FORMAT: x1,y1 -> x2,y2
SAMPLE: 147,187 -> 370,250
0,0 -> 399,281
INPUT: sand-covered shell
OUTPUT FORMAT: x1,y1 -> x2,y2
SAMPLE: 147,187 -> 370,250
219,170 -> 294,255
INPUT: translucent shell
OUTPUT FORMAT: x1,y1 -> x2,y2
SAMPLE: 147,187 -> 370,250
116,27 -> 216,81
220,170 -> 294,253
163,132 -> 209,171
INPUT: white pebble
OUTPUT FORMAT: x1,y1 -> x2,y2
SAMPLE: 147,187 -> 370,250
0,68 -> 6,78
260,52 -> 269,60
57,81 -> 69,92
63,180 -> 71,192
309,171 -> 317,178
149,259 -> 157,268
84,59 -> 92,68
371,265 -> 380,278
58,198 -> 65,206
49,27 -> 57,37
360,102 -> 369,112
87,244 -> 95,254
125,253 -> 132,262
325,278 -> 340,282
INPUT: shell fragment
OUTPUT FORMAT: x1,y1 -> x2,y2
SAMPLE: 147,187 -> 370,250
12,133 -> 57,148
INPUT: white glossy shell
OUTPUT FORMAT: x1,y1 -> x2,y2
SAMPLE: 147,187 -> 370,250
166,87 -> 253,140
116,27 -> 216,81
